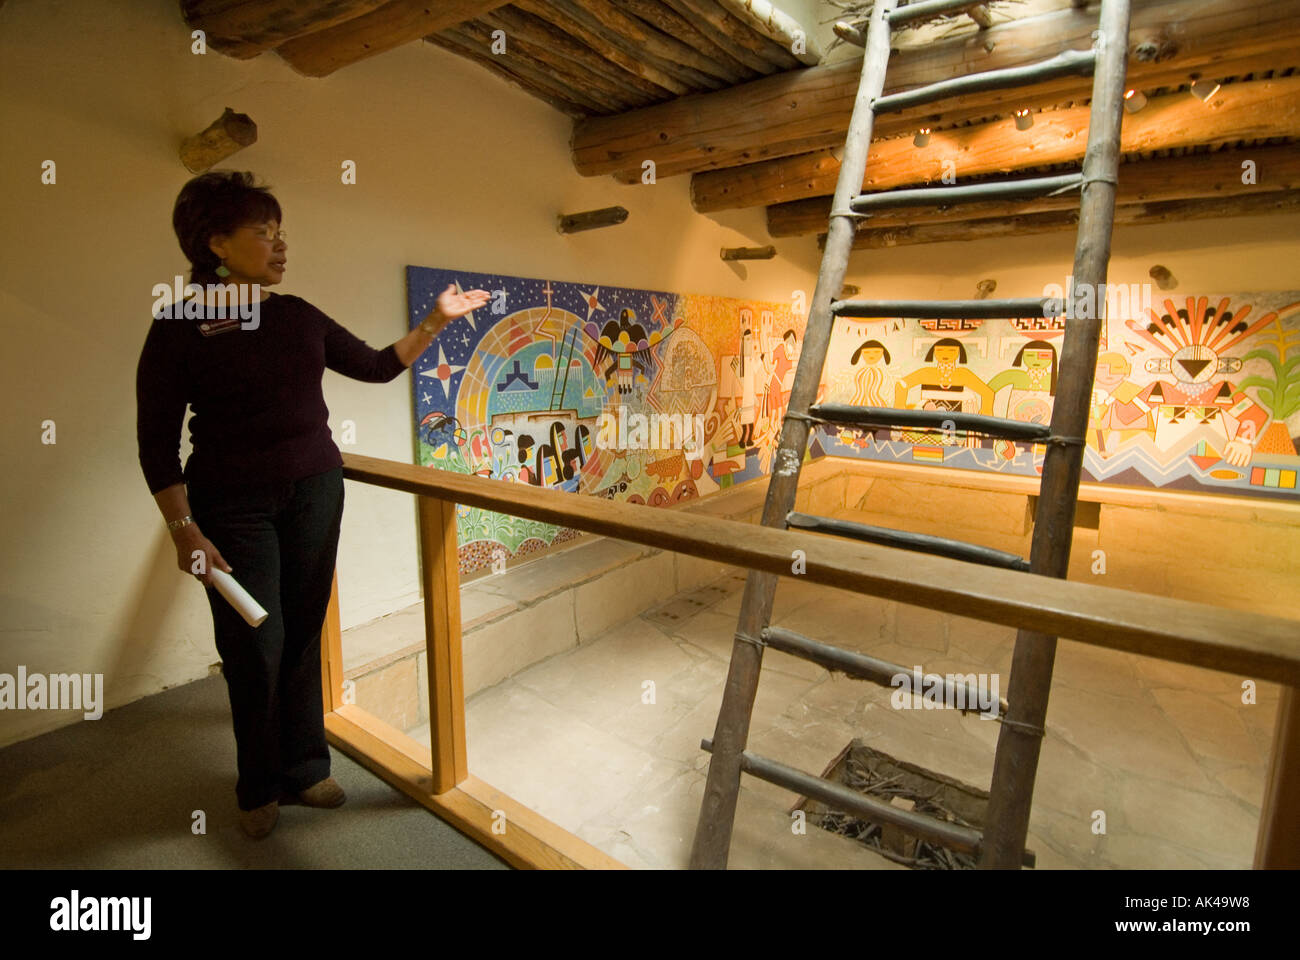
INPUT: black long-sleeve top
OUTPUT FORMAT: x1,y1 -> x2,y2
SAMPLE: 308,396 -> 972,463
136,292 -> 407,494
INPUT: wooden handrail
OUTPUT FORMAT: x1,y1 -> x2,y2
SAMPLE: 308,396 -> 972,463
342,453 -> 1300,687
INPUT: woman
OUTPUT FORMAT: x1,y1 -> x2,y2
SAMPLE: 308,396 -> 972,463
136,171 -> 487,839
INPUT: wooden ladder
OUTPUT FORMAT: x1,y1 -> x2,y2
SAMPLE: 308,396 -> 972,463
689,0 -> 1133,870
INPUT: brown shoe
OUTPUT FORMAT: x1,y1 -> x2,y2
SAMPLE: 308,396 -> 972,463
298,777 -> 346,808
239,801 -> 279,839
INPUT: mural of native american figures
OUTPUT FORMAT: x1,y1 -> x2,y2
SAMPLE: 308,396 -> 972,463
811,295 -> 1300,498
717,314 -> 766,452
895,338 -> 995,415
406,268 -> 803,573
404,270 -> 1300,575
990,338 -> 1058,427
889,338 -> 993,448
763,328 -> 800,423
1088,352 -> 1152,457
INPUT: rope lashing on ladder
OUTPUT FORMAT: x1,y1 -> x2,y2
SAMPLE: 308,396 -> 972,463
998,716 -> 1046,738
782,410 -> 820,426
734,631 -> 766,651
1080,174 -> 1120,190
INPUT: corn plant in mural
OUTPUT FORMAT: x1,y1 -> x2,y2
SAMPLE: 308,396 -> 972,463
1239,312 -> 1300,456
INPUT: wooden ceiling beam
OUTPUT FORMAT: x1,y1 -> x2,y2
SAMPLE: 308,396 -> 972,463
180,0 -> 388,59
514,0 -> 692,96
693,75 -> 1300,212
769,143 -> 1300,236
661,0 -> 781,74
274,0 -> 513,77
670,0 -> 802,71
611,0 -> 758,83
446,20 -> 640,114
612,50 -> 1294,183
424,31 -> 589,119
572,0 -> 1300,180
478,7 -> 671,103
830,188 -> 1300,249
716,0 -> 824,66
560,0 -> 736,88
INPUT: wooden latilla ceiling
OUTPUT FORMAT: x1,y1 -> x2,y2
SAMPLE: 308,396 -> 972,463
181,0 -> 819,111
183,0 -> 1300,247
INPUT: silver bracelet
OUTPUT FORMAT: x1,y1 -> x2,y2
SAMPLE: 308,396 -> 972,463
167,515 -> 194,532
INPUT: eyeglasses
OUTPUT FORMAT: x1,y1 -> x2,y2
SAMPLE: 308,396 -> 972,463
244,225 -> 287,243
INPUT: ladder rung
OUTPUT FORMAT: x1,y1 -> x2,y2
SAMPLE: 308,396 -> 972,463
762,625 -> 1010,714
851,173 -> 1082,214
874,49 -> 1096,114
888,0 -> 990,27
786,511 -> 1030,572
810,404 -> 1053,442
699,739 -> 1036,868
829,297 -> 1061,319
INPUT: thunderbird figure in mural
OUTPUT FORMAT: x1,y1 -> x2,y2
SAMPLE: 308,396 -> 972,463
586,306 -> 680,396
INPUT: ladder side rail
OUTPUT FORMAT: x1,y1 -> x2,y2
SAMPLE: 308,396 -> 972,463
979,0 -> 1133,869
687,0 -> 901,870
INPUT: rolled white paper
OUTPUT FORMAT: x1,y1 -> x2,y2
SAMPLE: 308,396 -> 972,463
208,568 -> 269,627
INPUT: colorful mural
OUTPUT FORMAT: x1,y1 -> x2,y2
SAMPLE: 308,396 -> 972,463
817,293 -> 1300,498
408,270 -> 1300,574
406,267 -> 805,573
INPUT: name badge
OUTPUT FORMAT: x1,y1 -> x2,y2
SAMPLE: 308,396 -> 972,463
198,317 -> 242,337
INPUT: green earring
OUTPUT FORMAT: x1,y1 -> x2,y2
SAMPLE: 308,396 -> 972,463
215,262 -> 231,278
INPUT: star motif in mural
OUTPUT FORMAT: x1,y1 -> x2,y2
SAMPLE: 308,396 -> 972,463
580,285 -> 606,323
451,279 -> 483,331
419,345 -> 466,398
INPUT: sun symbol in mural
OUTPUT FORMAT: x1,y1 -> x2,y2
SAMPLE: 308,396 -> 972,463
1125,296 -> 1296,469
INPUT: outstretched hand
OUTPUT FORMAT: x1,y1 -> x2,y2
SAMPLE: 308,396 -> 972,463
424,284 -> 490,333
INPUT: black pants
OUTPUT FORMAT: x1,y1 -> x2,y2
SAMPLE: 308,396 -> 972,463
188,467 -> 344,811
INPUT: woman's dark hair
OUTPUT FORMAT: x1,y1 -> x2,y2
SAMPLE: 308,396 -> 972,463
851,339 -> 890,365
1012,339 -> 1059,394
925,337 -> 967,363
173,170 -> 281,285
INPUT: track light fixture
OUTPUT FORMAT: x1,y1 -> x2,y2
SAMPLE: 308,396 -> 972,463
913,127 -> 931,147
1123,88 -> 1148,113
1190,79 -> 1221,102
1014,108 -> 1033,131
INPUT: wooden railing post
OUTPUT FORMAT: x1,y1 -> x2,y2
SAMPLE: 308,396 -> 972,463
1255,685 -> 1300,868
417,495 -> 468,794
320,569 -> 344,715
